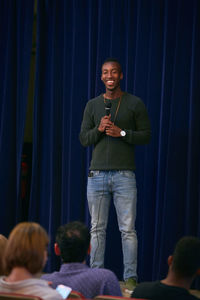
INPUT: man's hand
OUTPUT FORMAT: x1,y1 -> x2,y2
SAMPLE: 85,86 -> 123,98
105,123 -> 121,137
98,115 -> 112,132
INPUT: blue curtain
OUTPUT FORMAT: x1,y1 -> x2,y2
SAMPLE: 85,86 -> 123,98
0,0 -> 199,283
30,0 -> 200,280
0,0 -> 34,235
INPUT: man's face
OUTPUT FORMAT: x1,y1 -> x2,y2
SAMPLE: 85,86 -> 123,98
101,62 -> 123,91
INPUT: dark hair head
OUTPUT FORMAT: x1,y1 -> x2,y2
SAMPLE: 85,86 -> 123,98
102,57 -> 122,73
56,221 -> 90,263
4,222 -> 49,275
172,236 -> 200,278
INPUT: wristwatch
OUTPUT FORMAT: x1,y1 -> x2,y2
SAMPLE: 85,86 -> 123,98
120,130 -> 126,137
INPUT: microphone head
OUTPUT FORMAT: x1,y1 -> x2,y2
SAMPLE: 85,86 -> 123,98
105,101 -> 112,116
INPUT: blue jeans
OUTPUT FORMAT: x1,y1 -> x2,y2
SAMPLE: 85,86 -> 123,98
87,170 -> 137,280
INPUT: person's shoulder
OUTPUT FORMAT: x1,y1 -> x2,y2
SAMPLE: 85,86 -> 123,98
23,277 -> 50,286
88,266 -> 115,274
124,92 -> 145,105
25,278 -> 63,299
88,267 -> 118,280
124,92 -> 140,101
87,94 -> 103,105
133,281 -> 199,300
132,280 -> 160,298
135,280 -> 159,289
41,272 -> 59,281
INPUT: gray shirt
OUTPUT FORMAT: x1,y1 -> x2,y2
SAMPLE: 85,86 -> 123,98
80,92 -> 151,170
0,277 -> 62,300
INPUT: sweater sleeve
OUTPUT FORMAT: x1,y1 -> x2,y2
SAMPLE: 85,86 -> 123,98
123,99 -> 151,145
79,101 -> 103,147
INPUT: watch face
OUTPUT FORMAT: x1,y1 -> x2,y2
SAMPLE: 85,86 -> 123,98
120,130 -> 126,137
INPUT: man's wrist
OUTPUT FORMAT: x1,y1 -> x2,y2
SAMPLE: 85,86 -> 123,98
98,126 -> 104,133
120,130 -> 126,137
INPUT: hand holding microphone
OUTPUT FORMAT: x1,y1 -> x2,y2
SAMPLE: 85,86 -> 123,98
103,101 -> 123,137
98,101 -> 112,132
98,115 -> 112,132
105,101 -> 112,116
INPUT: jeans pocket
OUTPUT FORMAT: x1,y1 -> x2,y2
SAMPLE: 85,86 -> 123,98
119,170 -> 135,178
88,170 -> 100,178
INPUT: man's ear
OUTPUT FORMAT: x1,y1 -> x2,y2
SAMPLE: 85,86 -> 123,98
120,72 -> 123,80
167,255 -> 173,266
196,268 -> 200,275
54,243 -> 61,256
87,244 -> 91,255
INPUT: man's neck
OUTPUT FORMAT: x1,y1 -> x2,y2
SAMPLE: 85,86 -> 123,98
161,272 -> 193,290
5,267 -> 34,282
63,260 -> 85,264
104,88 -> 123,99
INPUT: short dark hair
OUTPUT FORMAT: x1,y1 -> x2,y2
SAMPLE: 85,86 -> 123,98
102,57 -> 122,73
172,236 -> 200,277
56,221 -> 90,263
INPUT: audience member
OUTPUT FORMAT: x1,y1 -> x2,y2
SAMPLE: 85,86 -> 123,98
0,234 -> 7,275
132,236 -> 200,300
41,221 -> 122,298
0,222 -> 62,300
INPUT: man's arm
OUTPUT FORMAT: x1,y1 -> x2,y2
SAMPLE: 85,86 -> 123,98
79,102 -> 112,147
105,100 -> 151,145
126,100 -> 151,144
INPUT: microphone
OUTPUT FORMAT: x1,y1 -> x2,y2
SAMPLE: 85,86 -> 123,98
105,101 -> 112,116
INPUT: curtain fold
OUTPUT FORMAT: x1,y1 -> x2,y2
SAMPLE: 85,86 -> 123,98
0,0 -> 34,235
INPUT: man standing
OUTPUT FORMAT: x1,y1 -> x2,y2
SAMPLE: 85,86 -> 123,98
79,58 -> 151,291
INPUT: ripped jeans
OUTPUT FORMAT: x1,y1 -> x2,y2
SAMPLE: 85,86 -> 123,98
87,170 -> 137,280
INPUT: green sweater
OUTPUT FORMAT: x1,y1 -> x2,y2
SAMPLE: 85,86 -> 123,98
79,92 -> 151,170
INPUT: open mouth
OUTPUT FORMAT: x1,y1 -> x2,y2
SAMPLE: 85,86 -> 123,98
106,80 -> 114,85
